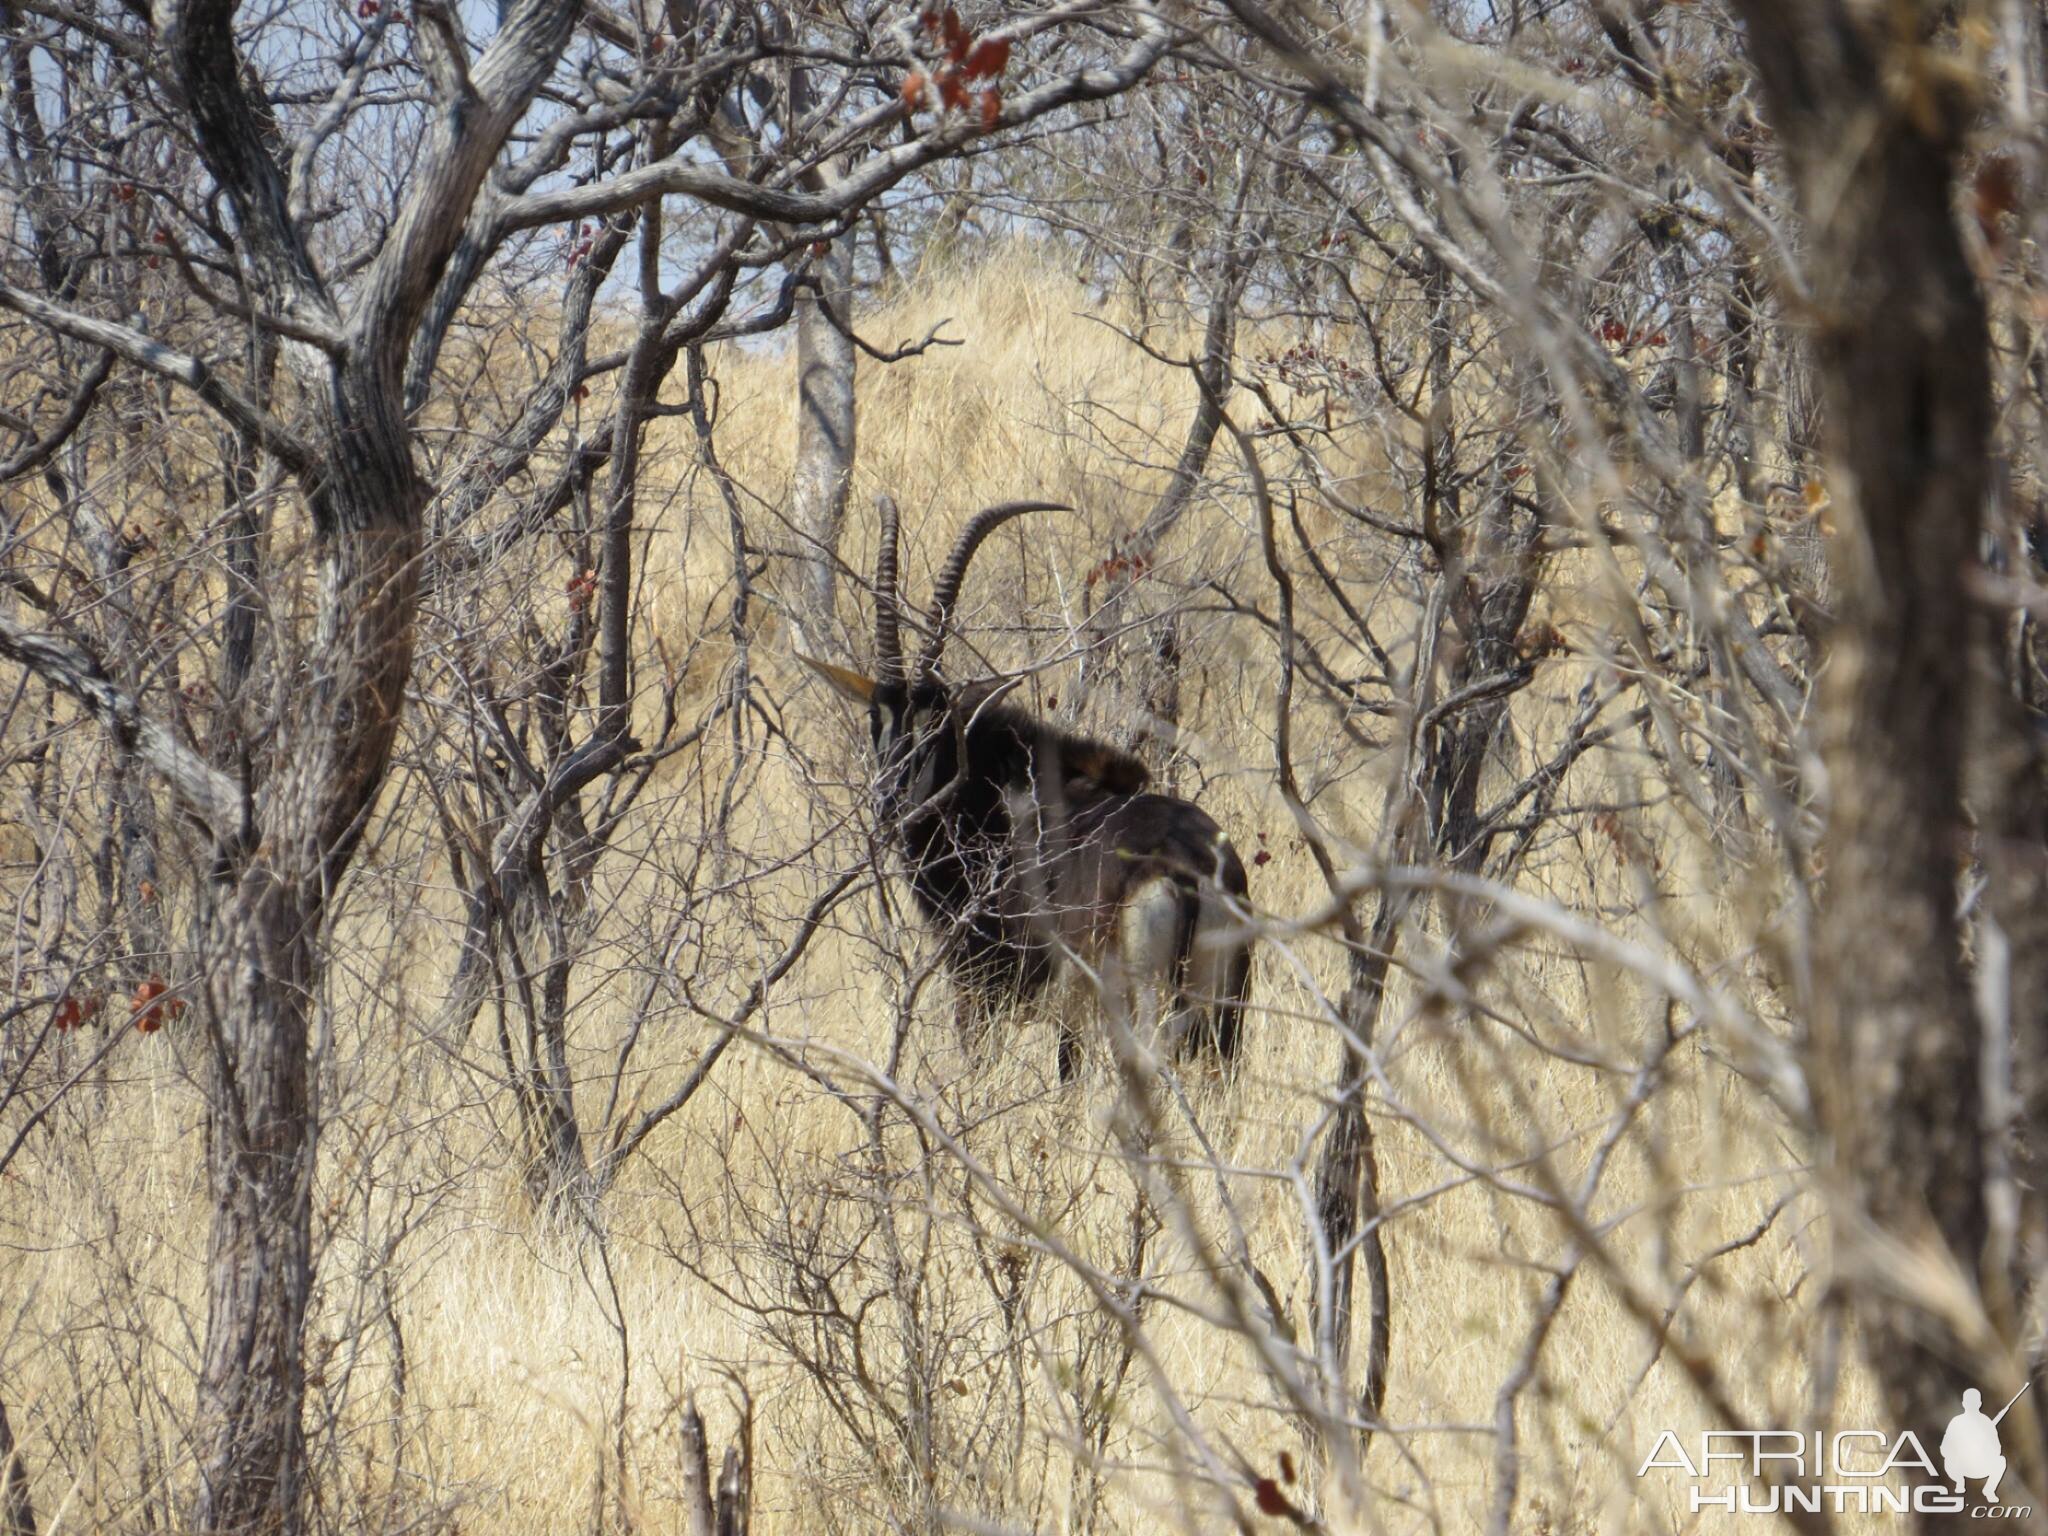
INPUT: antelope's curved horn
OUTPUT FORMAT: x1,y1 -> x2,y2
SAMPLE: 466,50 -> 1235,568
873,493 -> 905,687
915,500 -> 1068,680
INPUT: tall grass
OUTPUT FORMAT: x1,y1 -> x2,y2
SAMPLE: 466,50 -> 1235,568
1,246 -> 1857,1533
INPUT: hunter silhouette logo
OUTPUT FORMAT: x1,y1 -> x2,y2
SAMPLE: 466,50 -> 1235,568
1638,1383 -> 2036,1518
1943,1384 -> 2029,1504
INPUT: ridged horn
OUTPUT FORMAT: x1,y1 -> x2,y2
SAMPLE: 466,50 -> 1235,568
915,500 -> 1068,680
873,493 -> 905,687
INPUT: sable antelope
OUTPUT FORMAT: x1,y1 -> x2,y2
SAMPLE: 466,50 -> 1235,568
798,496 -> 1253,1080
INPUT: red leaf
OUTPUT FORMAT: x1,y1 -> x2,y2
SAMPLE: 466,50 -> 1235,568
131,975 -> 180,1033
940,6 -> 968,61
962,36 -> 1009,80
937,7 -> 970,59
937,70 -> 969,112
977,89 -> 1000,130
1254,1477 -> 1289,1516
900,70 -> 928,110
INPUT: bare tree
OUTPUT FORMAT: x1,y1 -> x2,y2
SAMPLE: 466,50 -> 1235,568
0,0 -> 1167,1522
1731,0 -> 2048,1510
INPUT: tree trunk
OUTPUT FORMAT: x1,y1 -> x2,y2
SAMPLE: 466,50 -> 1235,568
1426,492 -> 1539,872
521,943 -> 597,1214
193,877 -> 319,1536
191,346 -> 424,1532
1730,5 -> 2044,1514
792,236 -> 856,627
1313,932 -> 1398,1434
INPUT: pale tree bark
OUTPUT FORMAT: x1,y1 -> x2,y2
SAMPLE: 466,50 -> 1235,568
785,25 -> 857,630
1729,4 -> 2048,1518
793,234 -> 857,625
698,40 -> 855,632
678,1395 -> 752,1536
1238,411 -> 1400,1453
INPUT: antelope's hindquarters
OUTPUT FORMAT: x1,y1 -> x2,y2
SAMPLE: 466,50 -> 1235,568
1109,865 -> 1252,1065
1185,879 -> 1253,1060
1114,876 -> 1196,1044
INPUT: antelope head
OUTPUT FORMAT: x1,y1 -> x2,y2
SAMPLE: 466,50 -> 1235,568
797,494 -> 1068,808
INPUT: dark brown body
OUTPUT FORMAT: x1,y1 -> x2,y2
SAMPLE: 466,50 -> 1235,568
877,679 -> 1252,1076
802,497 -> 1254,1079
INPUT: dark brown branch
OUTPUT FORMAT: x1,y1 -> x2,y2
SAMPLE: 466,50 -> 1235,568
0,348 -> 111,481
0,609 -> 238,833
497,13 -> 1170,233
0,285 -> 313,473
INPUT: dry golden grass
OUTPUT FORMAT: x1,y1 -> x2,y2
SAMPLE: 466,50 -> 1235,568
1,246 -> 1877,1534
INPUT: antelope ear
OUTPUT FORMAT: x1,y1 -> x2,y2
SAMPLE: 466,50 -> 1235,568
796,651 -> 878,703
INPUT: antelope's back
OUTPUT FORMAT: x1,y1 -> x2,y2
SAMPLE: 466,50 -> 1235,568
1071,790 -> 1247,897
